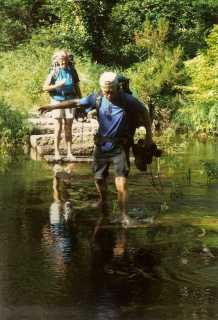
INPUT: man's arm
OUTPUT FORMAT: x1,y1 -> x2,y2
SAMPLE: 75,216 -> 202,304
130,95 -> 153,144
38,94 -> 96,114
38,99 -> 80,114
142,107 -> 153,143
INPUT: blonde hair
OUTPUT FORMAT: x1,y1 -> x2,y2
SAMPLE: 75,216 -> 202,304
52,49 -> 72,64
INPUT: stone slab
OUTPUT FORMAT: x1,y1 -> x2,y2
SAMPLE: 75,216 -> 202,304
43,155 -> 93,163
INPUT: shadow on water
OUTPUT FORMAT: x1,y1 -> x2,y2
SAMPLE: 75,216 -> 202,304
0,140 -> 218,319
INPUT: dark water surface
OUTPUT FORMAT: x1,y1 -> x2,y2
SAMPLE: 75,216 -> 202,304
0,141 -> 218,319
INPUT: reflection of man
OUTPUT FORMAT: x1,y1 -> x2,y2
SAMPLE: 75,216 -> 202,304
113,228 -> 126,258
92,226 -> 127,277
39,72 -> 153,227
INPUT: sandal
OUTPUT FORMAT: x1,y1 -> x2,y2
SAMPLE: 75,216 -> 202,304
54,154 -> 62,161
67,154 -> 77,161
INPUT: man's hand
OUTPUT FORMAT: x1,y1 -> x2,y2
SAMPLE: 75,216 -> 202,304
144,135 -> 153,147
38,106 -> 52,114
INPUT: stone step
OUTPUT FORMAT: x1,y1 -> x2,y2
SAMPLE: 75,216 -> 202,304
28,115 -> 98,128
29,133 -> 95,150
43,155 -> 93,163
28,111 -> 42,118
30,134 -> 54,149
27,113 -> 98,161
30,126 -> 54,135
28,117 -> 98,138
35,143 -> 93,156
29,146 -> 93,162
28,117 -> 54,126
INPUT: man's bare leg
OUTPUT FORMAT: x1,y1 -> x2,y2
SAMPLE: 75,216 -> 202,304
115,176 -> 129,226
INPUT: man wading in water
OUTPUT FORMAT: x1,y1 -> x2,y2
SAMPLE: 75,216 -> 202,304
39,72 -> 153,227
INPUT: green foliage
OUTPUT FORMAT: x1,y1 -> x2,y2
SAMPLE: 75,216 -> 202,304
41,1 -> 88,53
176,25 -> 218,134
1,0 -> 217,66
0,41 -> 54,111
129,47 -> 183,99
43,0 -> 119,63
0,99 -> 28,144
206,24 -> 218,63
0,0 -> 217,136
135,18 -> 169,57
77,59 -> 107,95
200,160 -> 218,183
126,19 -> 186,129
0,147 -> 13,173
109,0 -> 218,63
0,0 -> 54,50
12,0 -> 214,66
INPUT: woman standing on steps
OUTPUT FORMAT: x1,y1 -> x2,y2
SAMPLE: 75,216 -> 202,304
43,49 -> 82,161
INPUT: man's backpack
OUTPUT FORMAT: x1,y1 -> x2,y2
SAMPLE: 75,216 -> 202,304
117,75 -> 132,94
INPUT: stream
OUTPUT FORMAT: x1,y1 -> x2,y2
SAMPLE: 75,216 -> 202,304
0,139 -> 217,319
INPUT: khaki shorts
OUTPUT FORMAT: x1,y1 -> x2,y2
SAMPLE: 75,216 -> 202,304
49,99 -> 75,119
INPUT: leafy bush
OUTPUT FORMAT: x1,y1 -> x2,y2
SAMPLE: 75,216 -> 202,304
176,25 -> 218,134
0,99 -> 28,144
109,0 -> 218,64
125,19 -> 186,130
75,58 -> 107,95
0,0 -> 55,51
0,41 -> 54,112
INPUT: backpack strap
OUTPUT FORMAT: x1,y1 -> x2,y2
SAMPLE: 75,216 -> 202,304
95,91 -> 103,119
51,66 -> 60,81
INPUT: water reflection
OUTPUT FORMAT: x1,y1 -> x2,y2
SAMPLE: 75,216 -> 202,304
90,220 -> 218,320
50,164 -> 75,223
93,223 -> 127,263
1,141 -> 218,319
92,219 -> 218,285
42,164 -> 76,272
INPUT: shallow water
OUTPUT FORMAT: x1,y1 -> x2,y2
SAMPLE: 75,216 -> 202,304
0,140 -> 218,319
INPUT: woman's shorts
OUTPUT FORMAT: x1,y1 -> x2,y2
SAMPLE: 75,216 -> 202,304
49,99 -> 76,119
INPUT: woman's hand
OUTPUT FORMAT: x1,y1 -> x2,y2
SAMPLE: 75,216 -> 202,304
43,79 -> 66,92
54,80 -> 66,88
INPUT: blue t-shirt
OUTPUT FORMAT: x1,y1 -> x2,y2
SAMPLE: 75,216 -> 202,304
51,67 -> 79,101
79,92 -> 146,151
